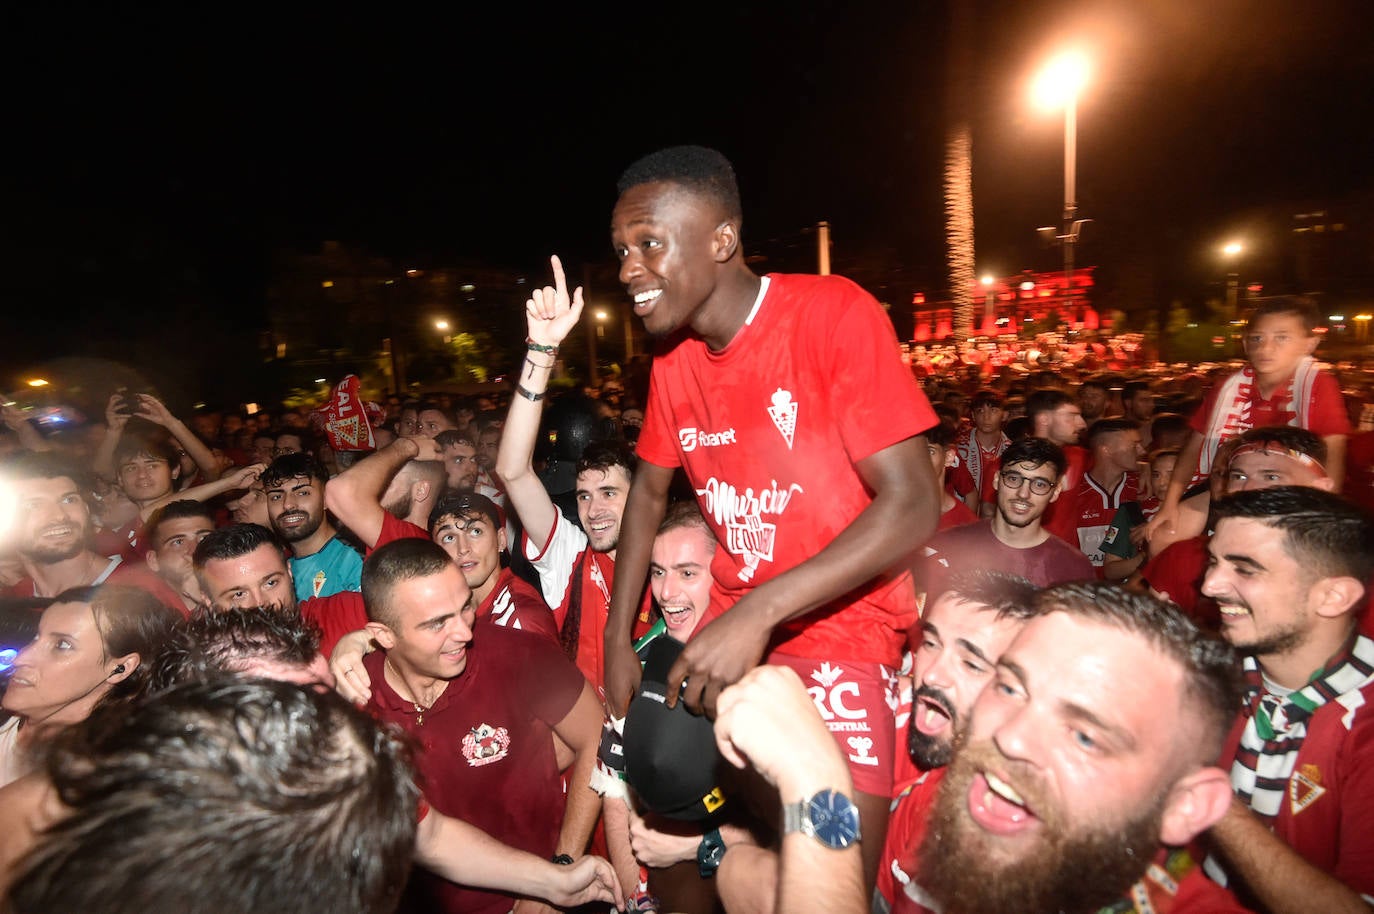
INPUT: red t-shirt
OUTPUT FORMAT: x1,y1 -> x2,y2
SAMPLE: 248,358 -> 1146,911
364,625 -> 586,914
370,511 -> 429,553
951,428 -> 1007,501
479,567 -> 559,644
4,556 -> 187,616
1045,472 -> 1141,570
1344,430 -> 1374,515
300,590 -> 368,658
1141,535 -> 1219,630
637,273 -> 939,667
937,497 -> 977,531
876,769 -> 945,914
1038,444 -> 1091,533
1186,365 -> 1350,485
1214,655 -> 1374,905
1189,365 -> 1351,438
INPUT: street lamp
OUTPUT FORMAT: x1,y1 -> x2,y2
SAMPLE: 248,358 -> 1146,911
1033,51 -> 1091,319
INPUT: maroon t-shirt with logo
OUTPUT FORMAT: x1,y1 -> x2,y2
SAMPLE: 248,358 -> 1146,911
364,622 -> 586,914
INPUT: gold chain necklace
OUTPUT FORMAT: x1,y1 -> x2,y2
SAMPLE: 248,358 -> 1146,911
385,658 -> 436,727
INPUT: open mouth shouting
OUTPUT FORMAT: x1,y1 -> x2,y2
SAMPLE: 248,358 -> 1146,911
913,685 -> 956,739
659,602 -> 697,632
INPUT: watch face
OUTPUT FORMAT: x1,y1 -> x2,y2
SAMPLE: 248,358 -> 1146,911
807,790 -> 861,849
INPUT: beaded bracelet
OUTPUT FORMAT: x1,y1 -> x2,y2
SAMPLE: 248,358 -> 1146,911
526,339 -> 559,354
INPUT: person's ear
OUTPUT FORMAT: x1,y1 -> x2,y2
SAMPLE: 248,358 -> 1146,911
412,479 -> 433,507
108,653 -> 139,683
1309,575 -> 1366,621
365,621 -> 396,651
713,219 -> 741,263
145,550 -> 162,573
1160,766 -> 1234,846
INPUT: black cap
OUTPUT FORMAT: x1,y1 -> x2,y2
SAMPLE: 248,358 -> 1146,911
622,636 -> 728,822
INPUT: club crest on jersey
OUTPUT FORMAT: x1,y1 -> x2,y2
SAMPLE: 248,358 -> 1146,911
847,735 -> 878,766
767,388 -> 797,449
462,723 -> 511,767
1289,763 -> 1326,815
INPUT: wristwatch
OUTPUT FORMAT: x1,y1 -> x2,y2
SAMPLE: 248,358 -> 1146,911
782,789 -> 862,849
696,828 -> 726,878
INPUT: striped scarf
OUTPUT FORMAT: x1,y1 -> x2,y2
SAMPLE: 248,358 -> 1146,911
1229,633 -> 1374,823
956,427 -> 1008,493
1196,356 -> 1318,482
1192,357 -> 1319,483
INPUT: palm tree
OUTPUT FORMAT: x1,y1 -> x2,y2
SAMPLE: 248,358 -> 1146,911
944,0 -> 977,341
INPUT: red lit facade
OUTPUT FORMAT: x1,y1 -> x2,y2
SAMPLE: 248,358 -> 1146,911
910,267 -> 1099,341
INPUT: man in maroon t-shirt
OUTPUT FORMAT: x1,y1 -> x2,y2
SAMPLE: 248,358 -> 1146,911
358,539 -> 606,914
921,438 -> 1094,597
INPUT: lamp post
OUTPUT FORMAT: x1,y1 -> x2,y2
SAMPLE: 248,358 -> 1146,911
1033,52 -> 1090,319
1221,241 -> 1244,317
981,274 -> 997,330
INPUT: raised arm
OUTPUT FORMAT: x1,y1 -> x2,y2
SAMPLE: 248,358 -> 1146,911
668,435 -> 939,714
494,254 -> 584,550
91,394 -> 133,480
324,436 -> 439,549
1145,429 -> 1203,544
1,404 -> 51,453
138,462 -> 266,521
133,393 -> 223,483
714,666 -> 865,914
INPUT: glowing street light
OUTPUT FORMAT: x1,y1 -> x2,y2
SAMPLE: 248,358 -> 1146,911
26,378 -> 48,388
1032,51 -> 1091,319
1032,52 -> 1090,111
1221,241 -> 1244,258
434,319 -> 450,332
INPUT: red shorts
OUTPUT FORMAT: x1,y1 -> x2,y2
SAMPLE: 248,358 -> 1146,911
767,652 -> 898,798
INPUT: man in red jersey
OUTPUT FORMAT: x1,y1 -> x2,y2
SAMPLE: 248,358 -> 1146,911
583,145 -> 940,888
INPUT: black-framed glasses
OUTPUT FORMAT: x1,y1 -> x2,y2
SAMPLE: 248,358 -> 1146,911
999,469 -> 1056,495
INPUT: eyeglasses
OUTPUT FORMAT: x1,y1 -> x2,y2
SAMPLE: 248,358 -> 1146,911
999,469 -> 1056,495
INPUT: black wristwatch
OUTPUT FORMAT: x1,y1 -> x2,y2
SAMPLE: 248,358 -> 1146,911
782,789 -> 862,849
696,828 -> 726,878
551,853 -> 575,865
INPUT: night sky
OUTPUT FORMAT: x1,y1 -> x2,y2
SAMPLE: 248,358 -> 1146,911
8,1 -> 1372,397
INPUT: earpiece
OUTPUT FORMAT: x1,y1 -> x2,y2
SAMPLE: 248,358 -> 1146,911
112,664 -> 126,675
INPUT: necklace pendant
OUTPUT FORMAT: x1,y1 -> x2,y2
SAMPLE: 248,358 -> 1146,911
415,710 -> 425,727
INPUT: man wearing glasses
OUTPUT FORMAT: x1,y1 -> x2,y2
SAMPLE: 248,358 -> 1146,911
919,437 -> 1094,597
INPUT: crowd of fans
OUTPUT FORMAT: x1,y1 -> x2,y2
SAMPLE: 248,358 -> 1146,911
1,144 -> 1372,914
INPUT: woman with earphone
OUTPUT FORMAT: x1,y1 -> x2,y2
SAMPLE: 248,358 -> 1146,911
1,585 -> 181,787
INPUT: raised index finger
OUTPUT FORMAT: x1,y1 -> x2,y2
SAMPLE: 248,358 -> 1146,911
550,254 -> 568,301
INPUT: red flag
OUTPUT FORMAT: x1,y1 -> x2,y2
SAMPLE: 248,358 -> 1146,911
315,375 -> 376,452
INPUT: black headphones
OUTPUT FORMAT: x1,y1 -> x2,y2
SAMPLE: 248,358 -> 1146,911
112,664 -> 126,675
